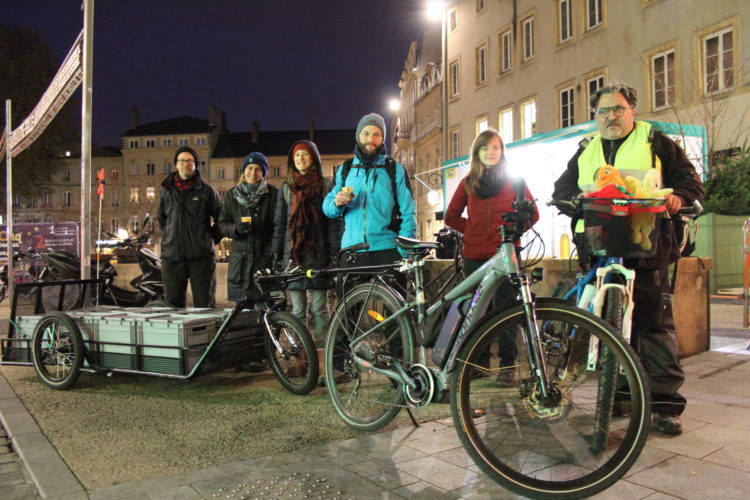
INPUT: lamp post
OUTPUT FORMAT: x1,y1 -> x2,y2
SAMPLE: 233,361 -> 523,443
427,1 -> 448,170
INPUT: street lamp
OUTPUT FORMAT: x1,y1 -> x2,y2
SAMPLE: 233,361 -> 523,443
388,99 -> 401,113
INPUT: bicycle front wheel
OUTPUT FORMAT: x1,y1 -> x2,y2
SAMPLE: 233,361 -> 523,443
324,282 -> 415,432
264,311 -> 318,395
450,302 -> 649,499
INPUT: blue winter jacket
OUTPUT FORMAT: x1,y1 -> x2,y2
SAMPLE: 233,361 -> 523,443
323,154 -> 416,257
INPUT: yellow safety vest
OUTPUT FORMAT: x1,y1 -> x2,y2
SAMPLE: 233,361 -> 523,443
576,121 -> 662,232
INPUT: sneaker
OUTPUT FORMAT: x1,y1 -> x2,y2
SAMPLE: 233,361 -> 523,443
653,412 -> 682,435
495,369 -> 515,388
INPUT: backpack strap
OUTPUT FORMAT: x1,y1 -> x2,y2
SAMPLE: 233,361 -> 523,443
385,158 -> 413,233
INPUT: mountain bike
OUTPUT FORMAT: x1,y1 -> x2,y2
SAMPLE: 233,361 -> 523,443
309,199 -> 650,499
548,197 -> 702,444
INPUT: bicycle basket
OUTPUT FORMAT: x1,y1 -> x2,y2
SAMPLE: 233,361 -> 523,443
581,198 -> 667,258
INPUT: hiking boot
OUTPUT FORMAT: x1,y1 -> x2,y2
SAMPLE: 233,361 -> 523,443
495,369 -> 515,388
653,412 -> 682,435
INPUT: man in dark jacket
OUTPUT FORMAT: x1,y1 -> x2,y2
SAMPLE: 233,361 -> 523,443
552,81 -> 704,435
157,146 -> 222,308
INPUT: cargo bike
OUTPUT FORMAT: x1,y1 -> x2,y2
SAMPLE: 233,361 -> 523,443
0,272 -> 319,395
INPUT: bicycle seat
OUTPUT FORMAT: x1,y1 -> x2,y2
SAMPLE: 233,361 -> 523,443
395,236 -> 441,250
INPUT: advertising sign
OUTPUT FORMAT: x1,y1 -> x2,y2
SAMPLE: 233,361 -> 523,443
1,222 -> 80,263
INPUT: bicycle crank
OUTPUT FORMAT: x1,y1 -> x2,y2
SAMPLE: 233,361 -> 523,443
403,363 -> 435,408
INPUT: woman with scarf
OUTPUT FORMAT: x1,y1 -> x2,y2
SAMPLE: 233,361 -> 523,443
218,152 -> 279,303
271,141 -> 338,344
445,128 -> 539,386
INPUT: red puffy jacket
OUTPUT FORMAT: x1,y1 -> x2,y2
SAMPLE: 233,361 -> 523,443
445,178 -> 539,261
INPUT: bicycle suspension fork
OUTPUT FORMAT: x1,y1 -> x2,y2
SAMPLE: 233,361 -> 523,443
517,274 -> 555,401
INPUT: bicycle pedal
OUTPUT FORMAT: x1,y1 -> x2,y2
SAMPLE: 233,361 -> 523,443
471,408 -> 487,419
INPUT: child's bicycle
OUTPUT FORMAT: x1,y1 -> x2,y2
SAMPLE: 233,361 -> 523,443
304,199 -> 650,499
548,197 -> 702,442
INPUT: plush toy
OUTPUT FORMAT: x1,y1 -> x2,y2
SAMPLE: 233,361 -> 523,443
626,170 -> 673,250
589,166 -> 674,251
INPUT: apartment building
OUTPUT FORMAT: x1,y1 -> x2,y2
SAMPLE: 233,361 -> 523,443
443,0 -> 748,165
392,24 -> 444,239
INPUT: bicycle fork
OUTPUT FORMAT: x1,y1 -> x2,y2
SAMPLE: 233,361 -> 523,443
517,275 -> 556,402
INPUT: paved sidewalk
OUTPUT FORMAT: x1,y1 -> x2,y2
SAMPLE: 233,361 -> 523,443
2,300 -> 750,499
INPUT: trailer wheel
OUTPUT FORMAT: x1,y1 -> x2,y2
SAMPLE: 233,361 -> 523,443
31,312 -> 84,390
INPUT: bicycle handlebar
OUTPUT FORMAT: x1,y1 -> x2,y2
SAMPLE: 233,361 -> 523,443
547,197 -> 703,219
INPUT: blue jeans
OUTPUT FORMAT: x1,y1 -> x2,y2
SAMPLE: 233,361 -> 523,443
288,289 -> 330,343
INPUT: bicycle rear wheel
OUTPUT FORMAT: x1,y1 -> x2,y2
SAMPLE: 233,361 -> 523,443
450,302 -> 649,499
264,311 -> 318,395
324,282 -> 415,432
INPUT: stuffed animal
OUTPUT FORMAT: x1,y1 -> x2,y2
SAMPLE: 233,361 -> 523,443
590,166 -> 674,251
627,170 -> 673,250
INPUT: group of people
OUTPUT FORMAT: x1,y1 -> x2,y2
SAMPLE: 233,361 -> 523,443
155,81 -> 704,436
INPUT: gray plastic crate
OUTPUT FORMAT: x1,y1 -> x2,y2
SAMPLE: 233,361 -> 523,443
97,316 -> 139,356
139,315 -> 214,358
141,346 -> 205,375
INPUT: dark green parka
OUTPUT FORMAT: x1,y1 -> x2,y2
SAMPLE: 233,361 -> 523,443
218,181 -> 279,302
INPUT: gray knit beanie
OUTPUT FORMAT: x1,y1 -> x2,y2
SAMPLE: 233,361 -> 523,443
355,113 -> 386,142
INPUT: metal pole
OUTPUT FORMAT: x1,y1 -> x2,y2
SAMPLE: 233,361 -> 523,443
4,100 -> 14,306
440,7 -> 447,171
80,0 -> 94,279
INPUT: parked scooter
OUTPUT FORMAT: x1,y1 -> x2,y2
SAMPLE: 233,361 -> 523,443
38,214 -> 164,306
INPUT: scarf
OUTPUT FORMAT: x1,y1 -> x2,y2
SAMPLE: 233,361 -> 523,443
288,168 -> 322,264
172,174 -> 195,193
474,165 -> 505,199
353,143 -> 385,165
233,178 -> 268,209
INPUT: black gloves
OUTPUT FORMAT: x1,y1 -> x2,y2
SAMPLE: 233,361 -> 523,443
236,222 -> 252,235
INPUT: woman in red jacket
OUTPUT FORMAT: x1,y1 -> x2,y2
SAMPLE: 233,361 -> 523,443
445,128 -> 539,385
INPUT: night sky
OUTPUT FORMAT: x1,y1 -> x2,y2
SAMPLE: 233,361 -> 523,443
2,0 -> 430,148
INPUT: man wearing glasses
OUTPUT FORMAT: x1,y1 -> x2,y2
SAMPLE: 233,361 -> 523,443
552,81 -> 703,435
157,146 -> 222,308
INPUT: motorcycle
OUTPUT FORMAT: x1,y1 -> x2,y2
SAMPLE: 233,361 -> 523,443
38,214 -> 164,307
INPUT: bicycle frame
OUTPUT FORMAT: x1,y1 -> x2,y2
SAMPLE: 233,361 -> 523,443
341,231 -> 553,400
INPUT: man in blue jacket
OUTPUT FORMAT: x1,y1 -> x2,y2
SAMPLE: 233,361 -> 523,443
323,112 -> 416,292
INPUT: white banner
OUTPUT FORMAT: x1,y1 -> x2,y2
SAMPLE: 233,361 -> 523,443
9,31 -> 83,157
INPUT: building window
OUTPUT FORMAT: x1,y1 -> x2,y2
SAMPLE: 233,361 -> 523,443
236,168 -> 243,180
63,191 -> 71,207
130,218 -> 140,234
272,166 -> 280,178
146,186 -> 156,201
130,164 -> 138,176
111,219 -> 119,233
129,140 -> 139,149
499,108 -> 513,145
448,7 -> 458,33
475,41 -> 488,86
130,187 -> 139,204
216,169 -> 225,180
500,30 -> 512,73
195,137 -> 206,146
27,197 -> 36,208
651,49 -> 675,110
522,17 -> 535,61
586,75 -> 605,120
63,170 -> 70,181
449,59 -> 460,98
703,27 -> 734,95
111,191 -> 120,207
559,0 -> 572,43
145,139 -> 155,148
560,87 -> 575,128
586,0 -> 603,31
146,163 -> 155,176
111,169 -> 119,181
162,162 -> 171,174
450,129 -> 461,159
178,138 -> 188,147
43,193 -> 51,206
521,99 -> 536,139
475,116 -> 489,135
476,0 -> 485,13
162,138 -> 172,147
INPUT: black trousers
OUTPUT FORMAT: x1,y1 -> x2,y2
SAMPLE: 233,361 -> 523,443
463,257 -> 518,368
162,256 -> 217,308
631,266 -> 687,415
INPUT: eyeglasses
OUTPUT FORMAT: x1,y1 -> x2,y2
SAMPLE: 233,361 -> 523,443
595,105 -> 631,117
176,159 -> 196,165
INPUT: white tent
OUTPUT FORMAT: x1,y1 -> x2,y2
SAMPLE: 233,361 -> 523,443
438,120 -> 706,258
